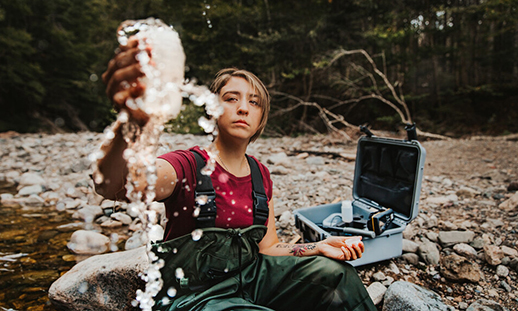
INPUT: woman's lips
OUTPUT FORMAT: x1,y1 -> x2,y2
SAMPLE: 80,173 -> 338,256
234,120 -> 248,126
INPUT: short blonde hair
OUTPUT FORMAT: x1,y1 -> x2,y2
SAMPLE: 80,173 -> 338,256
210,68 -> 270,143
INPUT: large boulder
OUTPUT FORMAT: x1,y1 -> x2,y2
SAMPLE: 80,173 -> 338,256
49,247 -> 149,311
382,281 -> 451,311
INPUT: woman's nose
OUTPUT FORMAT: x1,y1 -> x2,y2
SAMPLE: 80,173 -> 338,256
237,100 -> 249,115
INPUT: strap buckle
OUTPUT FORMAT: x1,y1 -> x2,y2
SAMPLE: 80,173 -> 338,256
195,190 -> 217,227
253,191 -> 269,224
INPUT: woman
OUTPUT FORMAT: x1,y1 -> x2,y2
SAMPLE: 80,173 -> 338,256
97,38 -> 376,311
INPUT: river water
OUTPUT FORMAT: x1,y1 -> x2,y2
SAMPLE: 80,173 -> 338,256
0,181 -> 76,311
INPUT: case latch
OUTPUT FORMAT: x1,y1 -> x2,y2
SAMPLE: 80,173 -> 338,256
405,123 -> 418,141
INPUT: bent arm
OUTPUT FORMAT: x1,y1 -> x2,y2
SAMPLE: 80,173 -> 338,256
258,200 -> 365,261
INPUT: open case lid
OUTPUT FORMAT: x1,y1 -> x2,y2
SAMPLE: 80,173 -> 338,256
352,136 -> 426,222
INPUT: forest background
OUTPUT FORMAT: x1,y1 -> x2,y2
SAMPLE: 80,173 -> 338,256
1,0 -> 518,138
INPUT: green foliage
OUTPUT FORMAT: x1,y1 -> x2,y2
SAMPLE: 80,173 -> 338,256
0,0 -> 517,135
166,102 -> 206,135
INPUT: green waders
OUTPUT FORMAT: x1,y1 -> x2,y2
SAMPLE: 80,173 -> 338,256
152,225 -> 376,311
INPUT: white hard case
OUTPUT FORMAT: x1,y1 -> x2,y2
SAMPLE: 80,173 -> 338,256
294,136 -> 426,266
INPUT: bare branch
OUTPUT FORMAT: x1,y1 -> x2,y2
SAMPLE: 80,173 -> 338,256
329,49 -> 412,123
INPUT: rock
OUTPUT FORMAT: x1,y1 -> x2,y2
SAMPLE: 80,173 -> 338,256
125,230 -> 147,250
507,181 -> 518,191
382,276 -> 394,287
501,246 -> 518,258
471,237 -> 486,250
499,192 -> 518,211
0,193 -> 14,203
270,165 -> 290,175
401,253 -> 420,266
402,239 -> 419,253
305,156 -> 325,166
372,271 -> 386,282
425,231 -> 439,242
466,299 -> 509,311
22,194 -> 46,207
402,224 -> 417,240
278,210 -> 293,229
388,262 -> 400,275
100,219 -> 123,228
453,243 -> 478,259
267,152 -> 289,166
17,184 -> 44,196
18,172 -> 46,188
417,241 -> 441,265
440,253 -> 482,283
440,220 -> 458,230
456,186 -> 479,198
426,194 -> 458,205
367,282 -> 386,305
67,230 -> 110,254
484,245 -> 504,266
48,247 -> 148,311
496,265 -> 509,277
425,214 -> 439,228
382,281 -> 450,311
72,205 -> 103,222
500,281 -> 512,292
438,230 -> 475,247
111,212 -> 133,225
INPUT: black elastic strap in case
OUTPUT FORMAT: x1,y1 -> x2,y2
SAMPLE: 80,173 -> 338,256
191,150 -> 269,228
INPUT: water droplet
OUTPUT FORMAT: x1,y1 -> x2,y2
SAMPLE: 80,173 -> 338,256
183,206 -> 187,211
196,195 -> 209,205
193,207 -> 201,217
78,281 -> 89,293
118,36 -> 128,46
248,208 -> 252,213
175,267 -> 185,279
173,211 -> 179,217
224,268 -> 229,273
229,191 -> 233,195
173,248 -> 178,254
231,200 -> 236,205
227,217 -> 232,221
191,229 -> 203,241
161,297 -> 171,305
167,287 -> 177,297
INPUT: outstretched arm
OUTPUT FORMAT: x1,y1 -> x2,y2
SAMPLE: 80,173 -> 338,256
93,37 -> 176,202
258,200 -> 365,261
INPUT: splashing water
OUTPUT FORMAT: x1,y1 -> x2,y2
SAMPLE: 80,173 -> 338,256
89,18 -> 225,311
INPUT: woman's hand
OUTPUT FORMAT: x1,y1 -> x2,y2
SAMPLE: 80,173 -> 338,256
102,36 -> 150,126
318,236 -> 364,261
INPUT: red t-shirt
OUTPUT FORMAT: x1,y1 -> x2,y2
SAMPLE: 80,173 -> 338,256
158,146 -> 273,241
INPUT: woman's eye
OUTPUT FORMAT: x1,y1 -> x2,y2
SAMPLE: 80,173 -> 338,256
250,100 -> 260,106
225,97 -> 237,102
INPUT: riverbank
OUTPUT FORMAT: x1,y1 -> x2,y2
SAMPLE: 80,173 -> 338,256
1,131 -> 517,310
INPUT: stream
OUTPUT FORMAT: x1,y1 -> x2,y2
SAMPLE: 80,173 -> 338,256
0,181 -> 76,311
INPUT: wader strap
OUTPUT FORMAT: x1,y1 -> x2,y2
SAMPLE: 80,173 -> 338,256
192,150 -> 217,228
246,156 -> 269,225
191,151 -> 269,228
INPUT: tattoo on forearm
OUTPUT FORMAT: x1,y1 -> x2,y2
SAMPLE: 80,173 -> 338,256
276,243 -> 317,257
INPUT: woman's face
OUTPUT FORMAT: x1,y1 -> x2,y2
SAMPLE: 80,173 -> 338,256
217,76 -> 263,142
